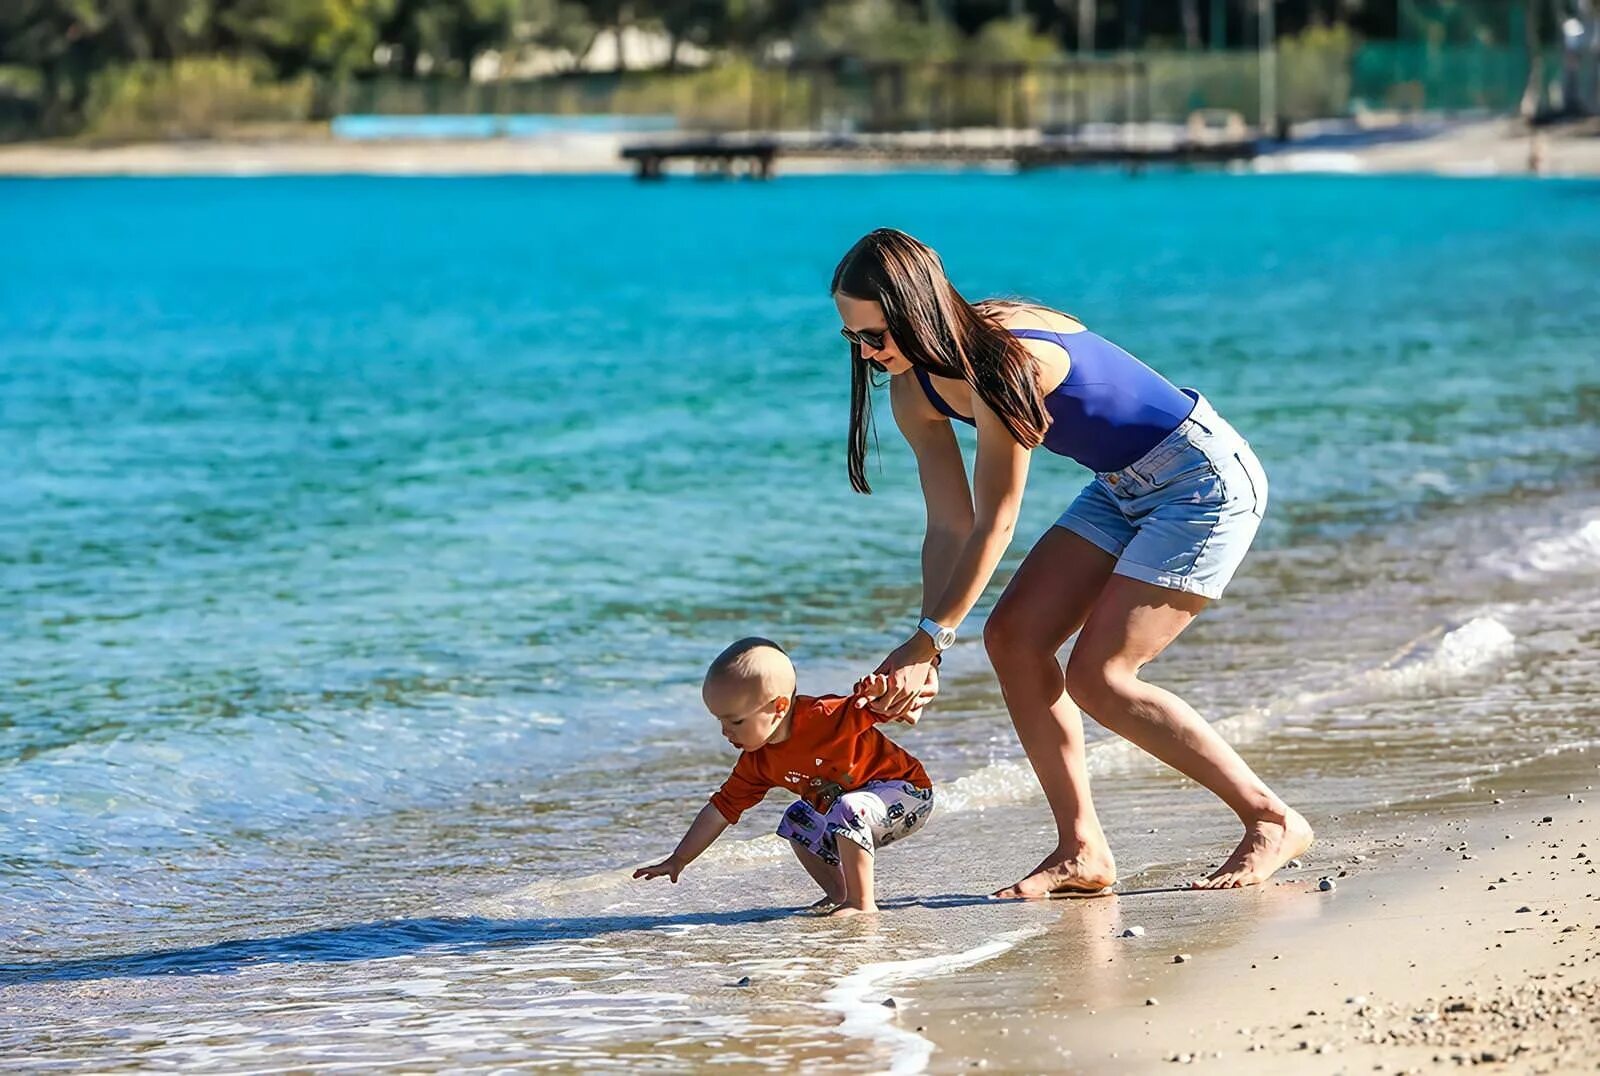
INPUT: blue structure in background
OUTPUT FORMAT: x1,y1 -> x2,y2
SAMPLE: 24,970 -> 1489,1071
331,114 -> 679,140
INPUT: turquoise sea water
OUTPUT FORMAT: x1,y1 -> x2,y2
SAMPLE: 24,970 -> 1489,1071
2,172 -> 1598,1068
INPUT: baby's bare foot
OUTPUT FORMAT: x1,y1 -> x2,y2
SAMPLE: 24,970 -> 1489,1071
993,846 -> 1117,899
1195,808 -> 1314,889
826,902 -> 878,918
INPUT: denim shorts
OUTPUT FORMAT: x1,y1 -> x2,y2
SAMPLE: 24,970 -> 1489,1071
1056,391 -> 1268,600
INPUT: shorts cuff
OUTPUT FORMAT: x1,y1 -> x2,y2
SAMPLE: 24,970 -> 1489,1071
1054,516 -> 1127,558
832,825 -> 875,856
1111,561 -> 1226,600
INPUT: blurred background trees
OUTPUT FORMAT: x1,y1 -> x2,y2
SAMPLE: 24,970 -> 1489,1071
0,0 -> 1583,138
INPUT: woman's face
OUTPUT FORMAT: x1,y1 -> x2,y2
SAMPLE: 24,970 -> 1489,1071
834,293 -> 912,376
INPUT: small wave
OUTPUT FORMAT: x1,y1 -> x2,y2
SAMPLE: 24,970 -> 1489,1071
482,615 -> 1511,906
1292,614 -> 1515,715
819,927 -> 1046,1075
1485,517 -> 1600,582
1358,615 -> 1515,696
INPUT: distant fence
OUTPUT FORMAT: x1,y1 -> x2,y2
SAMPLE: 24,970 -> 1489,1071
0,41 -> 1569,143
1350,42 -> 1561,112
326,44 -> 1562,133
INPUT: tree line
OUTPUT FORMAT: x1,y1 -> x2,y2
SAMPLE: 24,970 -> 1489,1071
0,0 -> 1552,135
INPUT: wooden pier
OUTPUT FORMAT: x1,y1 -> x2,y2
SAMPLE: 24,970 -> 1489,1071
620,137 -> 779,179
621,130 -> 1257,178
620,59 -> 1261,179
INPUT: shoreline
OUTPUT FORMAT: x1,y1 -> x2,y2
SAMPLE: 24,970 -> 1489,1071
896,744 -> 1600,1073
2,118 -> 1596,179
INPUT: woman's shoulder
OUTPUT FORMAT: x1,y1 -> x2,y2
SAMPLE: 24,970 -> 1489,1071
984,301 -> 1085,335
979,302 -> 1076,392
889,363 -> 947,420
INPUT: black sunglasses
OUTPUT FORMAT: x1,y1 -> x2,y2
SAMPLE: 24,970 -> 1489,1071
840,326 -> 888,351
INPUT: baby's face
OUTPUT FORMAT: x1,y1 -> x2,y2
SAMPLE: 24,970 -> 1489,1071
703,677 -> 787,752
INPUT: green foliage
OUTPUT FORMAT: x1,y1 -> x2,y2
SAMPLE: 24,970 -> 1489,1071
0,0 -> 1567,139
1279,23 -> 1354,120
517,0 -> 603,69
965,15 -> 1060,63
82,56 -> 315,140
220,0 -> 395,75
795,0 -> 961,63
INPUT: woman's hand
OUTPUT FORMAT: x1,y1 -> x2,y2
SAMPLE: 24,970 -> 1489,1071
857,662 -> 940,725
855,633 -> 942,718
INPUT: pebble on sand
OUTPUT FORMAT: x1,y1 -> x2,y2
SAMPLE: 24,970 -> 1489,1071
1146,997 -> 1160,1006
1319,878 -> 1338,892
733,976 -> 751,987
1122,926 -> 1146,938
1173,953 -> 1192,963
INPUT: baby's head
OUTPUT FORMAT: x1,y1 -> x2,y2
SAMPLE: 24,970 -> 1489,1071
703,637 -> 797,752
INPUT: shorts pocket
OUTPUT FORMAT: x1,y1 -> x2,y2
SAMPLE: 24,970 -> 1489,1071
1130,443 -> 1214,493
1232,449 -> 1268,518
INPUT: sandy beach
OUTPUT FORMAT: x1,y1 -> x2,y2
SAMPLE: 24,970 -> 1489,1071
2,117 -> 1596,178
898,745 -> 1600,1074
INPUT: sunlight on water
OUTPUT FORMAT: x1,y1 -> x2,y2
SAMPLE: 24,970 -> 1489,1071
2,171 -> 1598,1069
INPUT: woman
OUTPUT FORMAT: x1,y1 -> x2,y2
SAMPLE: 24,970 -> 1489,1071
835,228 -> 1311,897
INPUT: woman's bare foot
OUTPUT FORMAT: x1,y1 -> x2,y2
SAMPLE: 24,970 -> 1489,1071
1194,808 -> 1314,889
826,901 -> 878,918
992,845 -> 1117,899
808,893 -> 846,913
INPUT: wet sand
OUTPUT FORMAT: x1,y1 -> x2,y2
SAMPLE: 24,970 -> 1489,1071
895,746 -> 1600,1073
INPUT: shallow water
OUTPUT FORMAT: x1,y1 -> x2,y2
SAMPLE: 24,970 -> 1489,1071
2,171 -> 1598,1070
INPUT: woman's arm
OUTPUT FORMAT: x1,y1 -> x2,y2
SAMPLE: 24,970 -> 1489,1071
890,374 -> 976,614
921,396 -> 1031,631
870,389 -> 1030,714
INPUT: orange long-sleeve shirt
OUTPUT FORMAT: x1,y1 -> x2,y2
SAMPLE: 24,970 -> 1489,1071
709,694 -> 931,825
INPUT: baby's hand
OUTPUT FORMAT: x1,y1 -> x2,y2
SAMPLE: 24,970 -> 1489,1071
862,666 -> 938,725
853,673 -> 891,706
632,858 -> 684,883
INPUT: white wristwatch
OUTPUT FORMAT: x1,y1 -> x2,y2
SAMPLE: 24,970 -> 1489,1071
917,617 -> 957,651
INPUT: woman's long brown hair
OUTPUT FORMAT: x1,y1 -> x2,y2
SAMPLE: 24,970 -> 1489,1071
833,228 -> 1051,493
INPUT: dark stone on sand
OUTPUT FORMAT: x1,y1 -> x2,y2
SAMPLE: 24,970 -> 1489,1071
733,976 -> 751,987
1319,878 -> 1337,892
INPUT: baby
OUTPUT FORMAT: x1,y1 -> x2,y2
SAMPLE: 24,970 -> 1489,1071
633,637 -> 936,917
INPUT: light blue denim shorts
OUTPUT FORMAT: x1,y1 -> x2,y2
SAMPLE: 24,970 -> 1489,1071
1056,391 -> 1268,600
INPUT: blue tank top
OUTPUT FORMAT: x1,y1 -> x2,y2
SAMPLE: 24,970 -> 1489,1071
912,327 -> 1196,474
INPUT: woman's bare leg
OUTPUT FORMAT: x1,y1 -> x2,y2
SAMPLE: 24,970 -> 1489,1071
985,528 -> 1121,898
1064,575 -> 1313,888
